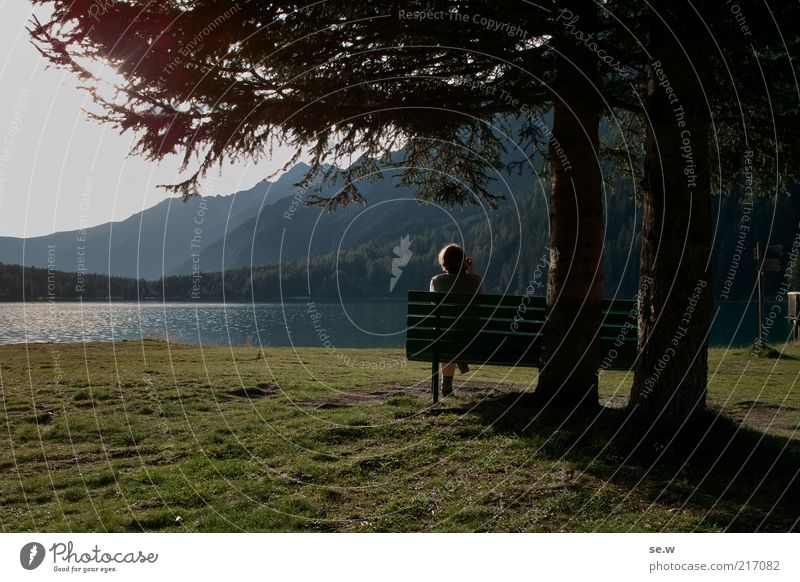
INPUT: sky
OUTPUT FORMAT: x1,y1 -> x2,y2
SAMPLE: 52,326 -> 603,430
0,0 -> 298,239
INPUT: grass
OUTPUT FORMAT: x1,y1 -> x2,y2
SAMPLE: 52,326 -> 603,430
0,339 -> 798,532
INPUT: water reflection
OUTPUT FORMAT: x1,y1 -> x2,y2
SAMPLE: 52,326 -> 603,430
0,300 -> 793,348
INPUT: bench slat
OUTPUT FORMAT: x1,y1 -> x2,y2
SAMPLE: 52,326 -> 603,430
408,291 -> 636,314
408,291 -> 546,308
407,302 -> 544,320
407,329 -> 543,346
407,315 -> 638,335
407,315 -> 544,335
408,301 -> 637,325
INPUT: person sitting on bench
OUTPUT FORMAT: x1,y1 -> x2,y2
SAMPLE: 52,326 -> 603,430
429,243 -> 487,396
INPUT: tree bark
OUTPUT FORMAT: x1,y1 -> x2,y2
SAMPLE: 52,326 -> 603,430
535,0 -> 604,409
628,3 -> 712,432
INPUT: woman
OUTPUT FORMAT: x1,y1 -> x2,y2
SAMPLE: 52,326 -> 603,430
429,243 -> 486,396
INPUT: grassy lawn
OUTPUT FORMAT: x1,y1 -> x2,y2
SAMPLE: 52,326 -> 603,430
1,340 -> 798,532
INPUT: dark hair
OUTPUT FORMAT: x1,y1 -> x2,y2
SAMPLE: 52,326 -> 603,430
438,243 -> 465,273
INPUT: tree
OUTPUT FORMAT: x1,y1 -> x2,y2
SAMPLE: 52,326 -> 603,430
620,0 -> 800,433
536,0 -> 604,408
626,2 -> 713,430
30,0 -> 617,407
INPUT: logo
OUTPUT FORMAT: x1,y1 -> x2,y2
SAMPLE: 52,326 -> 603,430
389,235 -> 413,292
20,542 -> 46,570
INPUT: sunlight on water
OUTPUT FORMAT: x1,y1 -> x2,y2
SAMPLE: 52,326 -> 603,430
0,301 -> 407,348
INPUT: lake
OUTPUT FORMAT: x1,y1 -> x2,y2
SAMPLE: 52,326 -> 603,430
0,300 -> 794,348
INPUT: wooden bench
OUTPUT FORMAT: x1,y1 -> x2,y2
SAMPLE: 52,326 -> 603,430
405,291 -> 639,402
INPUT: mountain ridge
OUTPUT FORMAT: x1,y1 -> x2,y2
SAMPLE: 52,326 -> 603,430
0,164 -> 312,280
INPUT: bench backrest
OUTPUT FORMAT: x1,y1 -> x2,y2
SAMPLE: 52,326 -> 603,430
406,291 -> 639,370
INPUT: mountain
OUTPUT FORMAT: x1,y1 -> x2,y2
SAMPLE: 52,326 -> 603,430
0,149 -> 644,298
170,132 -> 544,277
0,163 -> 312,280
7,113 -> 797,303
8,92 -> 783,301
0,111 -> 554,282
172,169 -> 478,275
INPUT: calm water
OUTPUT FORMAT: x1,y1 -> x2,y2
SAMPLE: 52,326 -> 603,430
0,300 -> 793,348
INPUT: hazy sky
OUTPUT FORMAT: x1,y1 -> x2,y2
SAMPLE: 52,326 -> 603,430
0,0 -> 297,238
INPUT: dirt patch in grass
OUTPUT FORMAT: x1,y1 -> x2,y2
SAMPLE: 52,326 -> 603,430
734,401 -> 800,437
292,383 -> 418,409
224,383 -> 281,400
294,380 -> 531,410
217,382 -> 281,401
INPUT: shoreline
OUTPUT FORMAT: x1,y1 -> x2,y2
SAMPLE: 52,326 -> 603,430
0,296 -> 410,303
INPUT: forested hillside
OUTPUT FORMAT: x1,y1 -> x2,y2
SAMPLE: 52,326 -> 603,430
3,165 -> 799,302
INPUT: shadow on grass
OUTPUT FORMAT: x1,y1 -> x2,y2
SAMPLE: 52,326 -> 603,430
749,344 -> 799,360
440,391 -> 800,532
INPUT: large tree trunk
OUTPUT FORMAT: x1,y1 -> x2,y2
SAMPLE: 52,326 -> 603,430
628,3 -> 712,432
535,0 -> 603,409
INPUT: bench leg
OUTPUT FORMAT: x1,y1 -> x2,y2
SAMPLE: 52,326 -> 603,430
431,358 -> 439,404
